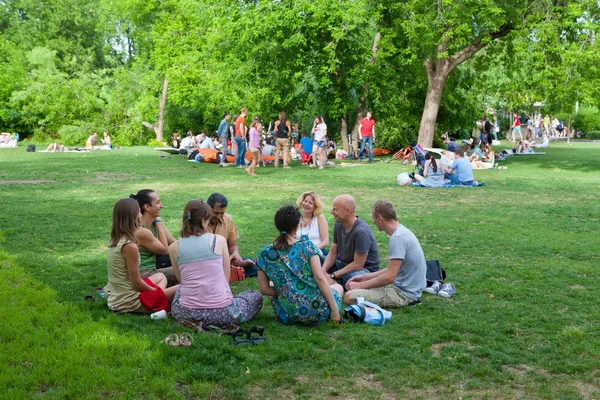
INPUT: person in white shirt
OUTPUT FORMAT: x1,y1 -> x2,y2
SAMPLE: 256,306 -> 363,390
180,132 -> 194,150
311,115 -> 327,170
262,137 -> 275,156
199,135 -> 216,149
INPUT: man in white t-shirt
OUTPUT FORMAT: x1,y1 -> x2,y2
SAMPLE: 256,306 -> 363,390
199,135 -> 215,149
180,132 -> 194,150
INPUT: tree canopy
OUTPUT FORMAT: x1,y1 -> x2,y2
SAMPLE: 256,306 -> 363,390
0,0 -> 598,147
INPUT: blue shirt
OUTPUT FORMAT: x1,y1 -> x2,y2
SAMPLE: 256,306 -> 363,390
300,137 -> 313,154
217,119 -> 229,139
450,157 -> 474,183
447,141 -> 459,152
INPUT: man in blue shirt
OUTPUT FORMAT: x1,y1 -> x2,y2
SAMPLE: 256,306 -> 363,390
299,133 -> 313,165
444,146 -> 474,185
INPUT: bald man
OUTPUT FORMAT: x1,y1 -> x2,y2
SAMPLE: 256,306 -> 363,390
322,194 -> 380,285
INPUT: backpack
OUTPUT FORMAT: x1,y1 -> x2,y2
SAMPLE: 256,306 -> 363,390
188,149 -> 199,160
344,301 -> 392,326
276,121 -> 289,139
426,260 -> 446,287
27,144 -> 36,152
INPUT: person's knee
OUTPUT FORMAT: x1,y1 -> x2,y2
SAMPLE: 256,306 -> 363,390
149,272 -> 167,286
344,290 -> 355,304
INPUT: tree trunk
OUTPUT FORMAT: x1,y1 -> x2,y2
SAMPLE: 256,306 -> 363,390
340,115 -> 349,153
142,77 -> 168,142
417,73 -> 446,147
416,25 -> 513,148
350,32 -> 381,154
567,112 -> 572,144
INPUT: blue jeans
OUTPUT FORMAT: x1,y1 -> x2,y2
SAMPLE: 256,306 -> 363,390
234,137 -> 246,166
331,259 -> 370,285
359,136 -> 373,162
444,171 -> 473,186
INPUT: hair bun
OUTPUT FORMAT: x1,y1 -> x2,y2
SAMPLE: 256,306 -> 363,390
129,194 -> 137,200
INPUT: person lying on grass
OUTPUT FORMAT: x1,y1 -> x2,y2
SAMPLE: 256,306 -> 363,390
106,198 -> 179,313
130,189 -> 177,286
345,201 -> 426,308
168,200 -> 263,327
256,205 -> 343,325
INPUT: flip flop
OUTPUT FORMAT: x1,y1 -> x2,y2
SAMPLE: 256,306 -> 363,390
179,332 -> 193,347
161,333 -> 180,346
248,326 -> 267,345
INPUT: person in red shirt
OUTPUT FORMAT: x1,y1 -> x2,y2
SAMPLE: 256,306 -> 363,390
511,112 -> 521,143
358,111 -> 376,163
234,108 -> 248,168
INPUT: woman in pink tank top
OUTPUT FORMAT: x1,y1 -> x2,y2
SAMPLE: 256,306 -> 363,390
169,200 -> 263,327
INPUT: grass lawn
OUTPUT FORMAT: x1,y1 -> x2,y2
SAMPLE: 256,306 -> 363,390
1,142 -> 599,399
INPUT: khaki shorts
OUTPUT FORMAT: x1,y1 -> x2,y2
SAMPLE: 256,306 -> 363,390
351,285 -> 413,308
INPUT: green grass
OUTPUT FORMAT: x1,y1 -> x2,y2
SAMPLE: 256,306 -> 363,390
1,143 -> 599,399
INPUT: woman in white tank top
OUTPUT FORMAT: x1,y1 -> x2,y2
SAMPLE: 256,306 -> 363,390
294,191 -> 329,252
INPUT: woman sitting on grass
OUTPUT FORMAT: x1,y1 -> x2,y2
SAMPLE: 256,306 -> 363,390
295,191 -> 329,255
256,205 -> 342,325
169,200 -> 263,327
106,198 -> 178,313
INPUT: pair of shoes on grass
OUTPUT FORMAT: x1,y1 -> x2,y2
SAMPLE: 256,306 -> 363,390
424,281 -> 455,298
161,332 -> 193,347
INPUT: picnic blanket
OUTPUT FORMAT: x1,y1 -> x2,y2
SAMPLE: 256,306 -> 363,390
412,181 -> 485,188
154,147 -> 180,154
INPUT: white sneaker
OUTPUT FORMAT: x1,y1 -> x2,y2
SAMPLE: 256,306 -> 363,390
438,283 -> 456,298
424,280 -> 443,295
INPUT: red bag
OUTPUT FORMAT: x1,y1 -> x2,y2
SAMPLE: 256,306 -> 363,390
229,266 -> 246,282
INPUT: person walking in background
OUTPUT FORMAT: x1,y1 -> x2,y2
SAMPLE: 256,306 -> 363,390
246,117 -> 261,176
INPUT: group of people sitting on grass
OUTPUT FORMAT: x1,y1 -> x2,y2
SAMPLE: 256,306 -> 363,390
408,144 -> 477,187
106,190 -> 428,326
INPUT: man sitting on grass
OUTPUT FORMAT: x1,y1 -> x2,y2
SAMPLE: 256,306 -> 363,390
130,189 -> 178,286
345,201 -> 426,307
444,145 -> 475,185
206,193 -> 257,277
322,194 -> 380,285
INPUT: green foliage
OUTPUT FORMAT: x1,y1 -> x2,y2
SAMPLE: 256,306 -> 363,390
1,0 -> 598,150
1,144 -> 600,398
573,107 -> 600,135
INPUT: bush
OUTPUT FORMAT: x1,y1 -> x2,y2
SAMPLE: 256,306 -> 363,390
377,116 -> 418,150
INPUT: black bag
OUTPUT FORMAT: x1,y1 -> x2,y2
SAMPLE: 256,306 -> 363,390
426,260 -> 446,287
27,144 -> 36,152
188,149 -> 199,160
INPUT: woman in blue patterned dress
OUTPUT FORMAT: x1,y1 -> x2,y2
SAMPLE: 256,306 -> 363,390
256,205 -> 343,325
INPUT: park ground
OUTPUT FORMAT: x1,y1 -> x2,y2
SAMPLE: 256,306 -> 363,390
0,142 -> 599,399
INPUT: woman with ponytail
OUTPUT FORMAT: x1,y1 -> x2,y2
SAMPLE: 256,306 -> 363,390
414,152 -> 444,187
256,205 -> 342,325
168,200 -> 262,327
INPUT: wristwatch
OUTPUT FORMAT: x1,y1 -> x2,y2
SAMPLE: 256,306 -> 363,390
330,272 -> 336,280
